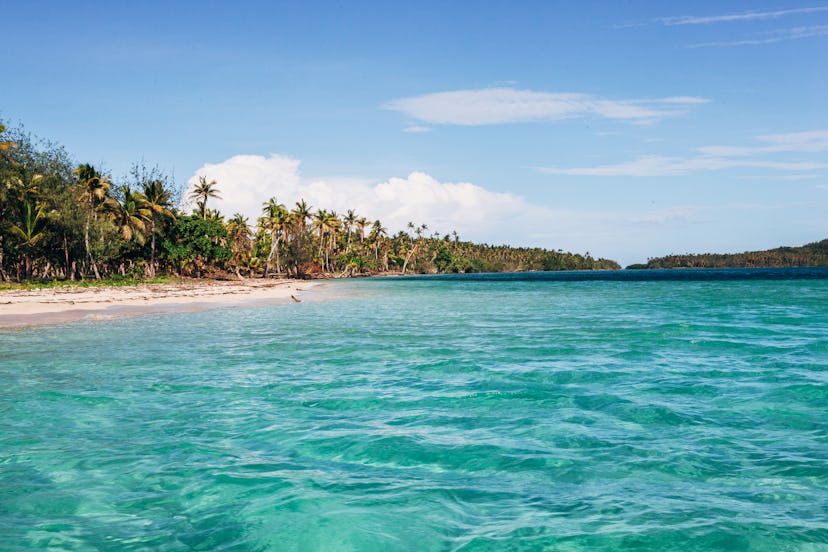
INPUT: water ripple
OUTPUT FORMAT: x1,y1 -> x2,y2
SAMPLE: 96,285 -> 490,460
1,274 -> 827,550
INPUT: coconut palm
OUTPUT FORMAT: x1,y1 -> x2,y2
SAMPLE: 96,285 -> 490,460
142,179 -> 175,277
261,197 -> 288,276
288,199 -> 313,274
75,163 -> 111,279
313,209 -> 328,260
369,219 -> 387,265
343,209 -> 357,252
227,213 -> 252,278
292,199 -> 311,233
355,216 -> 369,244
109,186 -> 150,245
190,176 -> 221,219
323,210 -> 341,271
10,200 -> 47,279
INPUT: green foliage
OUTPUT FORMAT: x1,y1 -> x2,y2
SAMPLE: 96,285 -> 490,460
163,215 -> 231,276
0,116 -> 635,283
630,239 -> 828,269
0,274 -> 183,291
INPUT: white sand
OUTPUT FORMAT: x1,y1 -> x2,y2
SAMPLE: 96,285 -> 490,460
0,279 -> 315,328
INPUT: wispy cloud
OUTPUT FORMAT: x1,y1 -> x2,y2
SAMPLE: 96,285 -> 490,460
690,24 -> 828,47
539,156 -> 825,177
627,207 -> 706,225
403,125 -> 432,133
538,130 -> 828,177
737,174 -> 823,181
698,130 -> 828,156
660,6 -> 828,26
383,88 -> 709,127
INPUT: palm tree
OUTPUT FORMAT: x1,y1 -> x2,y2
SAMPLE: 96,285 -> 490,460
292,199 -> 311,233
261,197 -> 288,276
323,210 -> 341,271
10,200 -> 47,279
75,163 -> 111,279
110,186 -> 150,245
190,176 -> 221,219
227,213 -> 252,278
142,179 -> 175,277
343,209 -> 357,252
313,209 -> 328,262
402,222 -> 425,274
289,199 -> 312,274
369,220 -> 387,266
356,217 -> 369,244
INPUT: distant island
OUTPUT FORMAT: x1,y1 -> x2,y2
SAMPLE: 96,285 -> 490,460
626,239 -> 828,270
0,121 -> 618,285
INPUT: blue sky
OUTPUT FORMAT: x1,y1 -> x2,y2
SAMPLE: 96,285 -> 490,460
2,1 -> 826,265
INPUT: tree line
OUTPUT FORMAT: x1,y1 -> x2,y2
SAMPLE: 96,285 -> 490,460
0,121 -> 620,282
626,240 -> 828,269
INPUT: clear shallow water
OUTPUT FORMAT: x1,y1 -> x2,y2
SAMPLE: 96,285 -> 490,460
2,269 -> 827,551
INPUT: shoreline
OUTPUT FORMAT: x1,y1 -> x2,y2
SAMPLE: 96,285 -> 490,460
0,279 -> 316,329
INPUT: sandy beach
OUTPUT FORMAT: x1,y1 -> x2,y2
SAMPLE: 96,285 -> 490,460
0,279 -> 315,328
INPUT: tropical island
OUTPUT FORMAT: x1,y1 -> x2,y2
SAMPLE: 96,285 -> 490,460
0,121 -> 619,286
626,239 -> 828,270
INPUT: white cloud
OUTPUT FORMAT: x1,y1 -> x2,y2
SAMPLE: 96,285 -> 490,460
660,7 -> 828,26
737,174 -> 823,181
539,156 -> 825,177
185,154 -> 302,219
697,131 -> 828,156
689,24 -> 828,47
755,130 -> 828,151
383,88 -> 709,126
186,154 -> 555,244
403,125 -> 432,133
626,207 -> 705,225
185,154 -> 827,268
539,130 -> 828,177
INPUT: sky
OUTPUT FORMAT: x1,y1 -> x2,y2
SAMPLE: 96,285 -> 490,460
2,0 -> 826,266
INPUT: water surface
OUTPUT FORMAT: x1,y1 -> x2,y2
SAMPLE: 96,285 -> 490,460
2,269 -> 827,550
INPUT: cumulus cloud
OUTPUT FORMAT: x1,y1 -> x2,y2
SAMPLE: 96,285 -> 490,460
186,154 -> 819,267
383,88 -> 708,126
539,130 -> 828,177
185,154 -> 302,217
186,154 -> 554,244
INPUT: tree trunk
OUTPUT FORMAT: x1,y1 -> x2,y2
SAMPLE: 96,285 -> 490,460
275,238 -> 281,276
63,233 -> 71,280
85,208 -> 101,280
0,232 -> 7,281
266,233 -> 280,278
402,243 -> 419,275
149,215 -> 157,277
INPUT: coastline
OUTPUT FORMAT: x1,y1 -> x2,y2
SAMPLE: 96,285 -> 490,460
0,279 -> 316,329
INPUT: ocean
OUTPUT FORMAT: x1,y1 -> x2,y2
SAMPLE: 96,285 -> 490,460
1,268 -> 827,550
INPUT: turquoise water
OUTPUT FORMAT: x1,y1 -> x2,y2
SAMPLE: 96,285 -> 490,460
2,270 -> 828,550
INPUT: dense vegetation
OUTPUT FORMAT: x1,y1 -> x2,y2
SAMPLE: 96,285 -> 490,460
0,121 -> 619,282
627,240 -> 828,269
